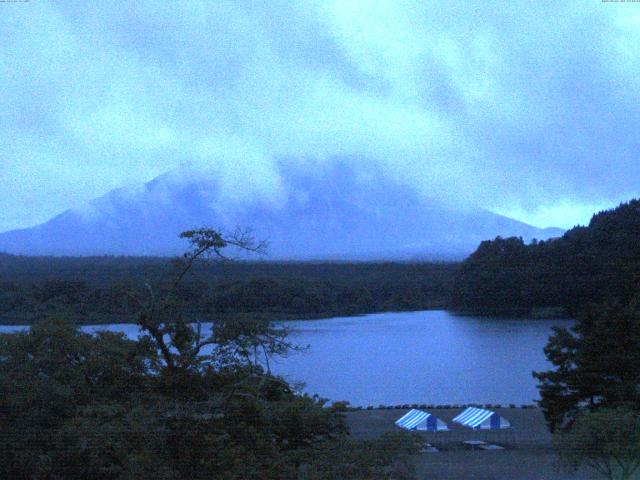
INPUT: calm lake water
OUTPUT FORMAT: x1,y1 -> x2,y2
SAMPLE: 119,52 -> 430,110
0,310 -> 573,407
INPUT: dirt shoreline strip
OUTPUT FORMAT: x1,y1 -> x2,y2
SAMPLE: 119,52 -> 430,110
346,408 -> 591,479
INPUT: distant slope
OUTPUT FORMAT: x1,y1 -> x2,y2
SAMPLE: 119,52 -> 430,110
451,199 -> 640,314
0,163 -> 562,259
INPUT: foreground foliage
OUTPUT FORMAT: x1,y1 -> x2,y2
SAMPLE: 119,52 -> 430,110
534,299 -> 640,432
536,299 -> 640,479
0,229 -> 421,479
555,407 -> 640,480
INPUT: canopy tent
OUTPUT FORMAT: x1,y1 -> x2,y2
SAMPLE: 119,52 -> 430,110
452,407 -> 511,430
395,409 -> 449,432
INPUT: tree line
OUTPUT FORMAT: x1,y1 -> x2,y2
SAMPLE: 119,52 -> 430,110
451,199 -> 640,316
0,256 -> 455,325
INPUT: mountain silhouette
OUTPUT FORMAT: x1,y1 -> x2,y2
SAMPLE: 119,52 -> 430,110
0,162 -> 563,259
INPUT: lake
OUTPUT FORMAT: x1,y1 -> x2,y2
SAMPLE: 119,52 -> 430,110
0,310 -> 573,407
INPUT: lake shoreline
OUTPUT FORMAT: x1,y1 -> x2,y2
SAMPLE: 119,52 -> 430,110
1,311 -> 572,407
0,309 -> 414,327
0,305 -> 569,327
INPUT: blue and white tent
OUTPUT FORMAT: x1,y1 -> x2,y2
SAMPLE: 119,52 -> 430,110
452,407 -> 511,430
395,409 -> 448,432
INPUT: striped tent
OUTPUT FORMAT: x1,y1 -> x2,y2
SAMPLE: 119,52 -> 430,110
395,409 -> 448,432
452,407 -> 511,430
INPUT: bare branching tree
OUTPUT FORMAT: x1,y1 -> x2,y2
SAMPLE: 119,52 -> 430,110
129,228 -> 302,400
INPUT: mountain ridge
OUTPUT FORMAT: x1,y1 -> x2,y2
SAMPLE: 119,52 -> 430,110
0,164 -> 564,259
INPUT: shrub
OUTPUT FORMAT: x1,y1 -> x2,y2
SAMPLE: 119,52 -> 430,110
330,401 -> 350,412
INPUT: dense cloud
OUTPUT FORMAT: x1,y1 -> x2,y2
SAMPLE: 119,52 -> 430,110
1,0 -> 639,231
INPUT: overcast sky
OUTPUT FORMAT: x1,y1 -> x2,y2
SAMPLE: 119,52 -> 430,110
1,1 -> 639,232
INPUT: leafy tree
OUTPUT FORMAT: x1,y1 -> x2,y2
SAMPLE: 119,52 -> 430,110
556,407 -> 640,480
533,299 -> 640,432
535,299 -> 640,480
0,317 -> 157,479
132,228 -> 268,371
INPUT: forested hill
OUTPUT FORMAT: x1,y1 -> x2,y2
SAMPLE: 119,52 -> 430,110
451,199 -> 640,316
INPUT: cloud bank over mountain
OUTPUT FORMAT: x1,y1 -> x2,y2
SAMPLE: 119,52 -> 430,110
1,1 -> 639,233
0,163 -> 563,259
